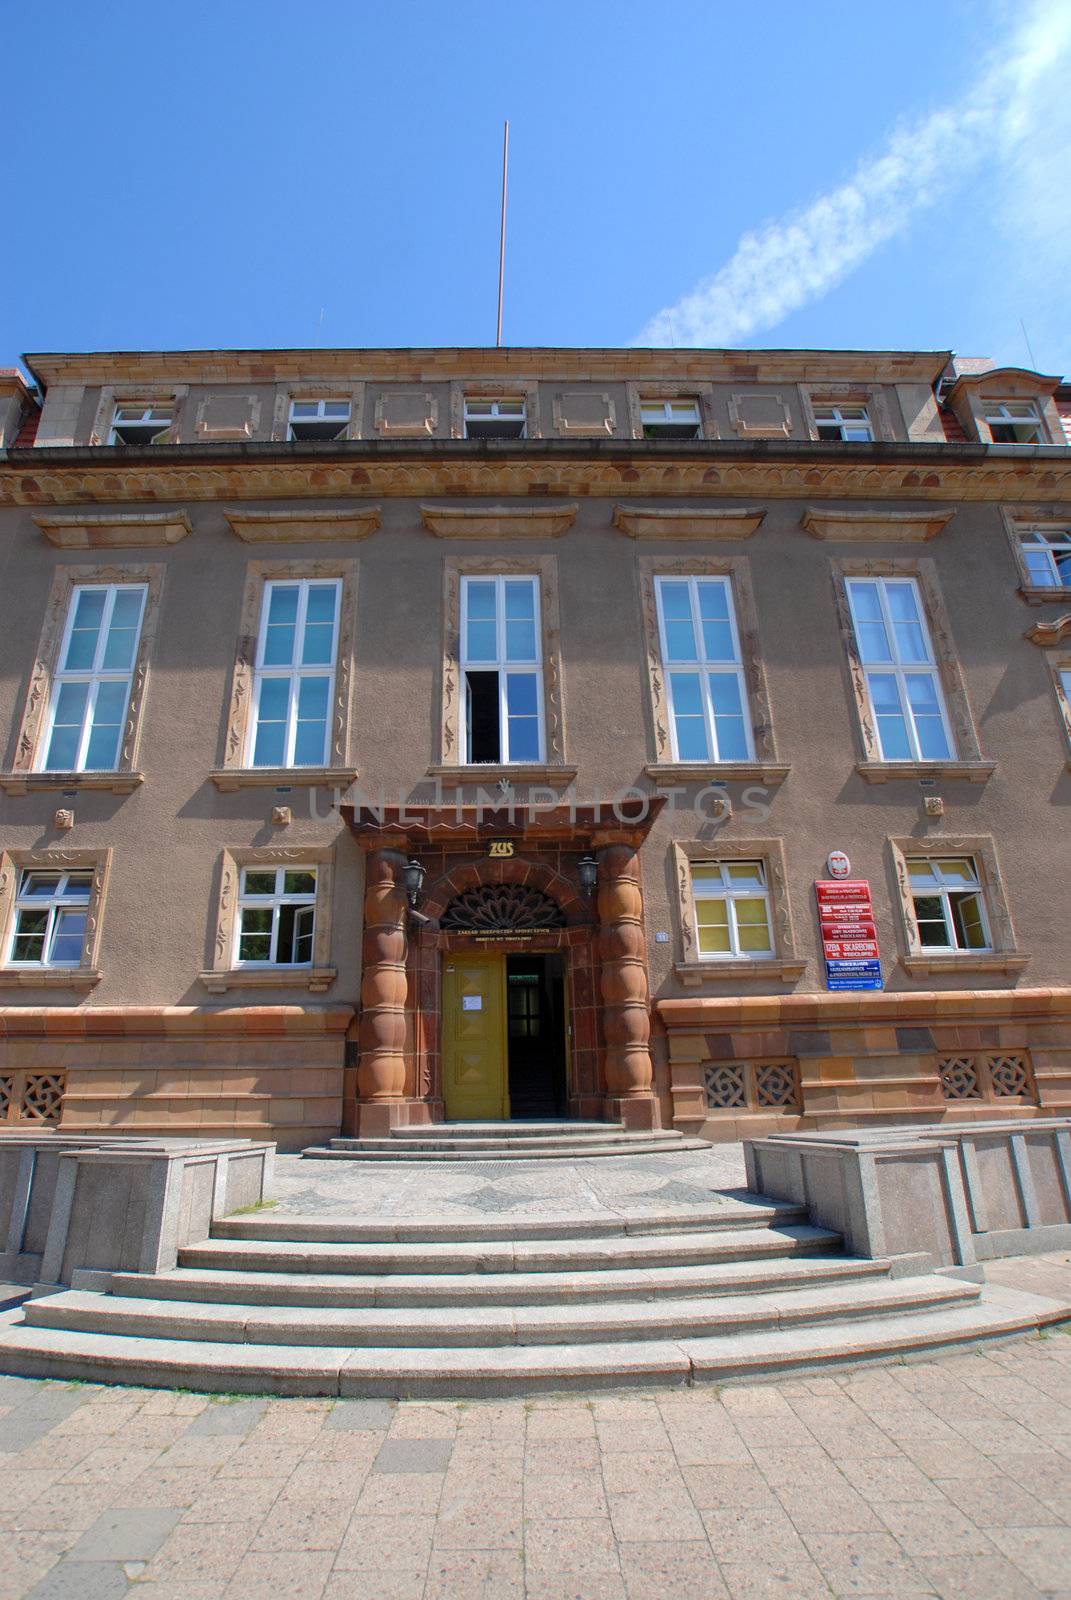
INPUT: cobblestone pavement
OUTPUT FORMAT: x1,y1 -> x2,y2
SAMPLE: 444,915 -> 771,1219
2,1333 -> 1071,1599
268,1146 -> 751,1219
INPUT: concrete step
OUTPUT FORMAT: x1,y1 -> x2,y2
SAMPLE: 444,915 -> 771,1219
177,1223 -> 842,1278
22,1276 -> 983,1350
210,1200 -> 806,1244
322,1131 -> 693,1153
108,1253 -> 895,1310
391,1122 -> 626,1139
302,1137 -> 714,1162
0,1287 -> 1051,1397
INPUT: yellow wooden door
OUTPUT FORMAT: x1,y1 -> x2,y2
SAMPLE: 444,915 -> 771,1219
442,952 -> 509,1120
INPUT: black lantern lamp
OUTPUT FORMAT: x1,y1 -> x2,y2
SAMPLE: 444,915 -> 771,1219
404,857 -> 426,909
578,854 -> 598,897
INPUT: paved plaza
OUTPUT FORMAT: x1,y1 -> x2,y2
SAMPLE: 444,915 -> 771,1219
0,1330 -> 1070,1599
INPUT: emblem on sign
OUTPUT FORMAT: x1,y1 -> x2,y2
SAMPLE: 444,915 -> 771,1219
487,840 -> 515,858
826,851 -> 851,878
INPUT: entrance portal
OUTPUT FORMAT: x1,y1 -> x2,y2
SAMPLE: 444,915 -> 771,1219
442,951 -> 568,1121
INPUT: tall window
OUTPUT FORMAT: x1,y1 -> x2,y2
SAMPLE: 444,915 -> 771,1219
845,578 -> 953,761
463,398 -> 526,439
908,858 -> 990,951
42,584 -> 147,772
985,402 -> 1043,444
235,867 -> 317,965
249,579 -> 340,768
460,575 -> 543,764
692,861 -> 774,960
7,870 -> 91,967
655,576 -> 751,762
288,399 -> 351,441
813,404 -> 873,442
641,400 -> 701,439
1019,526 -> 1071,589
109,404 -> 173,445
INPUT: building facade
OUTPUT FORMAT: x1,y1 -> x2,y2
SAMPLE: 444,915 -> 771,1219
0,346 -> 1069,1150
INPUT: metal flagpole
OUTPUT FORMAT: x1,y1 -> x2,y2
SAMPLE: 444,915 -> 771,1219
496,120 -> 509,347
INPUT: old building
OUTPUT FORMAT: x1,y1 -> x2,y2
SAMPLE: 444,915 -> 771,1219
0,345 -> 1069,1150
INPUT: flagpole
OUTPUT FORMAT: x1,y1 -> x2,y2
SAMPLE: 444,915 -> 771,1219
496,120 -> 509,347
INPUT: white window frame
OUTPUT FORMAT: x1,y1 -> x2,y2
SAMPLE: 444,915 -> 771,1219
812,403 -> 873,442
40,583 -> 148,773
6,869 -> 92,968
907,857 -> 992,953
248,578 -> 341,769
640,399 -> 702,438
691,860 -> 775,962
1019,525 -> 1071,589
287,398 -> 352,441
845,577 -> 955,762
459,574 -> 545,764
984,402 -> 1044,444
655,575 -> 754,763
233,866 -> 318,968
462,397 -> 527,439
108,404 -> 174,445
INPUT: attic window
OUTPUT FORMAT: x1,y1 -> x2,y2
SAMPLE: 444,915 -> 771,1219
984,402 -> 1043,445
813,404 -> 873,442
288,399 -> 351,442
109,405 -> 173,446
641,400 -> 701,439
463,398 -> 526,439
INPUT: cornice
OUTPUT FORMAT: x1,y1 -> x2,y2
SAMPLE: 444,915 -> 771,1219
1026,614 -> 1071,646
223,505 -> 380,542
802,507 -> 955,542
613,505 -> 765,540
3,439 -> 1070,507
33,508 -> 192,548
420,503 -> 577,538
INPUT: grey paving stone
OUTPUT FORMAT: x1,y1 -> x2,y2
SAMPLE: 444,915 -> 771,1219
24,1561 -> 131,1599
67,1507 -> 182,1562
373,1438 -> 453,1474
0,1373 -> 40,1404
324,1399 -> 394,1431
185,1399 -> 268,1436
1,1385 -> 87,1449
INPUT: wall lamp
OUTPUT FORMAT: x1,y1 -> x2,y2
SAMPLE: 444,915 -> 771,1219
404,857 -> 427,908
578,854 -> 598,897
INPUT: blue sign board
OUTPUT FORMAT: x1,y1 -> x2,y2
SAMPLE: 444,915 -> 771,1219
825,957 -> 883,992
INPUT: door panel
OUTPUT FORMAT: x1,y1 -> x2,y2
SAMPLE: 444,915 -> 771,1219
443,952 -> 509,1120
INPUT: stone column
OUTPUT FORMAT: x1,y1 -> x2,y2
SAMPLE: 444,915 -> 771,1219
596,844 -> 658,1130
355,848 -> 410,1135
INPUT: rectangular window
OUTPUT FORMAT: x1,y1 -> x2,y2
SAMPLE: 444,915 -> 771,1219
7,870 -> 92,967
109,404 -> 173,445
655,576 -> 752,762
641,400 -> 701,440
985,402 -> 1043,444
463,398 -> 526,439
692,861 -> 774,960
460,575 -> 543,763
249,579 -> 340,768
1019,526 -> 1071,589
41,584 -> 147,772
235,867 -> 317,966
908,857 -> 991,951
813,404 -> 873,442
845,578 -> 953,761
288,399 -> 351,441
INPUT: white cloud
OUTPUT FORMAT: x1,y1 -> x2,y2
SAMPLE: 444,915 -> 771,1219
634,0 -> 1071,349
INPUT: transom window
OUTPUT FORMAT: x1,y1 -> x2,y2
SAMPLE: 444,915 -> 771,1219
463,398 -> 526,439
692,861 -> 774,960
288,399 -> 351,442
813,404 -> 873,442
1019,526 -> 1071,589
908,858 -> 991,951
641,400 -> 701,440
42,584 -> 147,772
985,402 -> 1043,444
235,867 -> 317,966
460,575 -> 543,764
7,871 -> 92,967
845,578 -> 953,761
249,579 -> 340,768
655,576 -> 752,762
109,405 -> 173,445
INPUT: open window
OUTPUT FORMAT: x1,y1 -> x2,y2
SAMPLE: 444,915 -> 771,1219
235,866 -> 318,966
108,404 -> 173,445
460,575 -> 543,763
908,857 -> 991,951
813,403 -> 873,442
288,399 -> 351,442
984,402 -> 1044,444
463,398 -> 526,439
641,400 -> 701,440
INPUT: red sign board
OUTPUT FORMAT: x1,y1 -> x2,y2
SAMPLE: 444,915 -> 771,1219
815,877 -> 882,987
822,939 -> 881,961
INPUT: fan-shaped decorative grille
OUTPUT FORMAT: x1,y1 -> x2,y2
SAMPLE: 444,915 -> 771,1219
441,883 -> 567,932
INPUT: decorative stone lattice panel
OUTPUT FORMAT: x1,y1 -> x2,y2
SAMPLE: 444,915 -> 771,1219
756,1062 -> 800,1109
938,1057 -> 983,1100
703,1065 -> 747,1109
702,1060 -> 800,1114
1,1071 -> 65,1123
937,1051 -> 1036,1104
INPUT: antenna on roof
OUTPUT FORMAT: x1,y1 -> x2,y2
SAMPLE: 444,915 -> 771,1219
1019,318 -> 1037,371
496,120 -> 509,348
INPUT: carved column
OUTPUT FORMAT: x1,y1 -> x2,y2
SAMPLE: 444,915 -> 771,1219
355,848 -> 410,1135
596,844 -> 658,1130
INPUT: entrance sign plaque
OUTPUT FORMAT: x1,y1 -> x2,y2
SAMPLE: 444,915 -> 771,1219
815,878 -> 883,991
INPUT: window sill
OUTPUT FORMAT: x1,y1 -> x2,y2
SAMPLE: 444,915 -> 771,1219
198,966 -> 337,994
428,764 -> 578,787
856,761 -> 995,785
644,762 -> 790,786
1020,586 -> 1071,607
209,767 -> 358,792
674,959 -> 806,987
0,771 -> 144,796
0,968 -> 101,989
899,952 -> 1029,977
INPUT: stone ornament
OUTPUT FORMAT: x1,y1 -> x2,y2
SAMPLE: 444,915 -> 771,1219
53,809 -> 74,831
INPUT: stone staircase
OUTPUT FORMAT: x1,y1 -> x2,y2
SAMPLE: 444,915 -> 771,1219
302,1120 -> 712,1162
0,1196 -> 1051,1397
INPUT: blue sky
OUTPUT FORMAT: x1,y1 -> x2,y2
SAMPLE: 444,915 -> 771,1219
4,1 -> 1069,376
